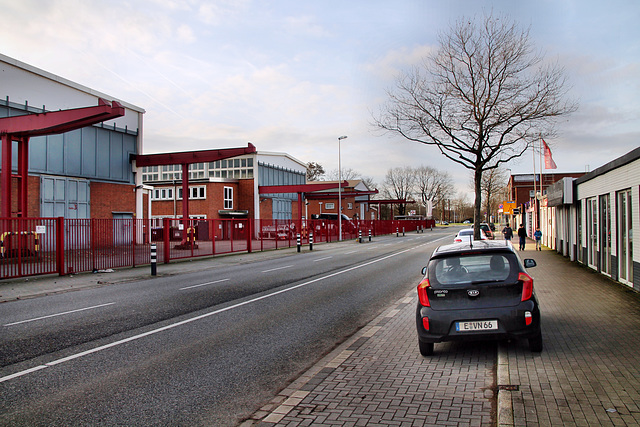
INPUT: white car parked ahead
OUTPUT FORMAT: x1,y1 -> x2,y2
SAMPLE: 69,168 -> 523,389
453,228 -> 488,243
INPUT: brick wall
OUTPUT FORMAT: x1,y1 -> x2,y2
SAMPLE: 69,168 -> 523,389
91,182 -> 136,218
237,179 -> 255,218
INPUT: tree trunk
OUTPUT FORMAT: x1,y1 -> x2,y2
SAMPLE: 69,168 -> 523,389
473,167 -> 483,240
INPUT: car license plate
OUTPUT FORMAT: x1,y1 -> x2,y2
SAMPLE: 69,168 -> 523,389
456,320 -> 498,332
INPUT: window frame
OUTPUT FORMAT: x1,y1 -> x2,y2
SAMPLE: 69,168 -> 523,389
224,186 -> 233,209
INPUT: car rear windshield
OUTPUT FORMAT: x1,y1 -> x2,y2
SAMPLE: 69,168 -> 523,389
429,253 -> 516,285
459,230 -> 473,236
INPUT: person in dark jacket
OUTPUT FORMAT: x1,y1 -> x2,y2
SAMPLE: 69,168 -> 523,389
517,224 -> 527,250
502,224 -> 513,241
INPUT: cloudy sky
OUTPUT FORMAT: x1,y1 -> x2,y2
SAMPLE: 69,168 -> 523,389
1,0 -> 638,198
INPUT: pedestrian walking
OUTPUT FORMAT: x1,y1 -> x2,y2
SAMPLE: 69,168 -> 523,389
534,227 -> 542,251
502,224 -> 513,241
517,224 -> 527,250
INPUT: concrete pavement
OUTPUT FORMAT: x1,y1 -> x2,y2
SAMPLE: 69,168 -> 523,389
3,239 -> 640,426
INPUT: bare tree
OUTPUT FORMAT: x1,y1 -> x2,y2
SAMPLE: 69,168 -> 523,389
414,166 -> 454,216
375,13 -> 577,238
360,176 -> 377,192
382,166 -> 415,216
306,162 -> 325,181
326,167 -> 361,181
452,193 -> 473,222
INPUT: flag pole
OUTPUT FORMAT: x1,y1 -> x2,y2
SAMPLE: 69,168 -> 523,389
532,140 -> 537,231
539,137 -> 543,229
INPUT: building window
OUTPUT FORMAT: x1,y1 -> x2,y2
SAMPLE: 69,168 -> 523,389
144,155 -> 255,183
325,202 -> 335,210
151,187 -> 174,200
208,156 -> 254,179
189,163 -> 205,179
173,186 -> 206,200
161,164 -> 182,181
224,187 -> 233,209
142,165 -> 159,182
187,186 -> 205,199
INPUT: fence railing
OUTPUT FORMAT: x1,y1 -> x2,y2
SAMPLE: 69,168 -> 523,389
0,217 -> 432,280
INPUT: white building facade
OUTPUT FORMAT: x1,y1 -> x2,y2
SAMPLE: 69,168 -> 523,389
547,147 -> 639,289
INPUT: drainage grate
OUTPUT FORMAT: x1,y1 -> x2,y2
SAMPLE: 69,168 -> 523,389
498,385 -> 520,391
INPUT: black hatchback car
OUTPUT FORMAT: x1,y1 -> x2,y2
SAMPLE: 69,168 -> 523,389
416,240 -> 542,356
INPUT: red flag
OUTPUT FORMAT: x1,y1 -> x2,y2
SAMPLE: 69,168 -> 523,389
542,139 -> 557,169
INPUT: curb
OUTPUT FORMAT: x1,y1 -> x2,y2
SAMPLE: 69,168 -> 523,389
497,343 -> 514,426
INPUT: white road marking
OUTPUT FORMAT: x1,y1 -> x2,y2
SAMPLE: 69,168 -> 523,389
3,303 -> 116,327
1,240 -> 439,384
261,265 -> 293,273
179,278 -> 230,290
313,256 -> 333,262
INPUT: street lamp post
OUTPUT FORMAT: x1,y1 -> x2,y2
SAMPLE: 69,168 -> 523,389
338,135 -> 347,241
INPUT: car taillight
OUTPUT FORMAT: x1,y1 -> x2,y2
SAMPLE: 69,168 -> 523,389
417,278 -> 431,307
519,272 -> 533,301
454,238 -> 462,243
524,311 -> 533,326
422,317 -> 430,330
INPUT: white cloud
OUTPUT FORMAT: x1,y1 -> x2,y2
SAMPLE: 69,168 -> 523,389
197,0 -> 249,26
176,24 -> 197,43
363,44 -> 435,81
284,15 -> 331,38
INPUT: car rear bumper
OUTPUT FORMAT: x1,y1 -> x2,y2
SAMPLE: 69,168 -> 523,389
416,301 -> 541,343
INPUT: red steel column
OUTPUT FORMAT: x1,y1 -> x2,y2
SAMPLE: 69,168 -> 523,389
56,217 -> 65,275
1,134 -> 12,218
181,163 -> 189,241
17,137 -> 29,217
247,219 -> 252,253
163,218 -> 170,263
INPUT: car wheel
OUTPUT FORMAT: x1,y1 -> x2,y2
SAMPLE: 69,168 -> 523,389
528,330 -> 543,352
419,340 -> 434,356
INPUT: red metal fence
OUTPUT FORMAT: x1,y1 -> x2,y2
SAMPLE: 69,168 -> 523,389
0,217 -> 432,280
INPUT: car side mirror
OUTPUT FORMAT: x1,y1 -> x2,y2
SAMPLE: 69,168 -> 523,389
524,259 -> 536,268
421,266 -> 427,275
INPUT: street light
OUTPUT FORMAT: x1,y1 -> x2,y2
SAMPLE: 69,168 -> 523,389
338,135 -> 348,241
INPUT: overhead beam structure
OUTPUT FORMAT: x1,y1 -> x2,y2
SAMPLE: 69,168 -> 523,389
259,181 -> 350,224
0,99 -> 125,218
133,143 -> 257,242
305,190 -> 379,199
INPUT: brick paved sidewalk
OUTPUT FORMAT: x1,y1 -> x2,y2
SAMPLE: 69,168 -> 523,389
500,246 -> 640,426
245,293 -> 496,426
246,243 -> 640,427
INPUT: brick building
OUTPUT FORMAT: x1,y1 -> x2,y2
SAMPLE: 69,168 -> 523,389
304,180 -> 378,221
141,150 -> 307,222
507,172 -> 585,236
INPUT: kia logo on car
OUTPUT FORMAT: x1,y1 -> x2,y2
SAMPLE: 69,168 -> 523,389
467,289 -> 480,297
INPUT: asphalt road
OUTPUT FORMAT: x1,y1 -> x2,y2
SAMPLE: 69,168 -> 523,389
0,229 -> 454,426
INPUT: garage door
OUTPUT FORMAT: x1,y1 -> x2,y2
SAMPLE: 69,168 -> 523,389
40,176 -> 90,219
